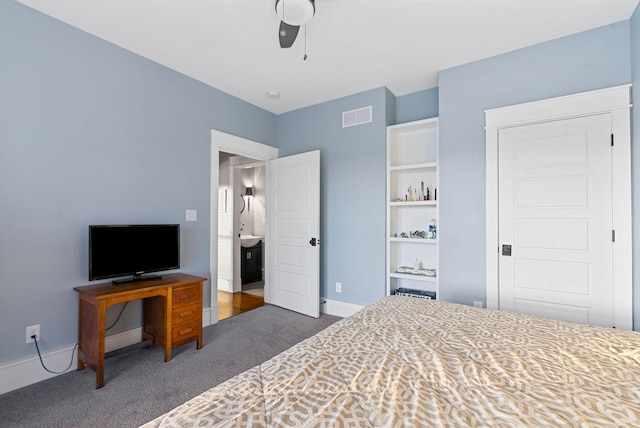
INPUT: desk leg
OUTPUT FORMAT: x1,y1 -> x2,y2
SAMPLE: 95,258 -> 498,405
165,291 -> 172,362
77,296 -> 107,388
95,300 -> 107,388
77,296 -> 86,372
197,332 -> 203,350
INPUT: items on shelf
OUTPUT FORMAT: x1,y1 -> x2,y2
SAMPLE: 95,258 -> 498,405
396,265 -> 437,277
394,288 -> 437,300
402,181 -> 435,202
428,219 -> 437,239
393,230 -> 436,239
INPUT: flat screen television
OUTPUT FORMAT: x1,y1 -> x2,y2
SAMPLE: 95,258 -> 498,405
89,224 -> 180,284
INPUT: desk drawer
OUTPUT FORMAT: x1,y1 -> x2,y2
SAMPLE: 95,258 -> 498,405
172,284 -> 200,307
172,303 -> 200,324
172,319 -> 200,343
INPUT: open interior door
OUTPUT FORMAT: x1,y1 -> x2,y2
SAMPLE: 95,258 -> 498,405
268,150 -> 320,318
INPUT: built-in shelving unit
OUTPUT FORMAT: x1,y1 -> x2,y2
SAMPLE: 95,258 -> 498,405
386,117 -> 439,297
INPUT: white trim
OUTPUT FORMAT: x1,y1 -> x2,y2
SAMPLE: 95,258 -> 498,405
610,107 -> 633,330
104,327 -> 143,352
210,130 -> 278,319
211,130 -> 279,160
0,344 -> 78,395
0,306 -> 213,395
320,298 -> 364,318
485,84 -> 633,330
485,84 -> 632,129
202,307 -> 213,327
0,329 -> 140,395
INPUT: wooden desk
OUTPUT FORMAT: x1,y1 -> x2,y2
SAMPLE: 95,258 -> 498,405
74,273 -> 206,388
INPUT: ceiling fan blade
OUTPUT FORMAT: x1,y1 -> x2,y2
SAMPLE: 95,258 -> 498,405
279,21 -> 300,48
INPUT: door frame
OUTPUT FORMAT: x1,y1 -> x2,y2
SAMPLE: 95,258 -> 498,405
484,84 -> 632,329
210,130 -> 279,324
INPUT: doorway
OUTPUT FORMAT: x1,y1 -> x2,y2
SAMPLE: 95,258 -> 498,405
210,130 -> 321,323
217,153 -> 267,320
209,130 -> 279,323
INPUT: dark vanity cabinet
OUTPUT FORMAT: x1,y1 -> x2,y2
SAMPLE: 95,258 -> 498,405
241,241 -> 262,284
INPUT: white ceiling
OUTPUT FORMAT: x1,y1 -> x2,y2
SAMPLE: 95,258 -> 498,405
18,0 -> 640,114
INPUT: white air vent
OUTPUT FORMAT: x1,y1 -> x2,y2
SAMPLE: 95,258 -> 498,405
342,106 -> 372,128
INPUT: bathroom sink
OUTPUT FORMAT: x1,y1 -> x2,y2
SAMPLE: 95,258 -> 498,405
240,235 -> 263,248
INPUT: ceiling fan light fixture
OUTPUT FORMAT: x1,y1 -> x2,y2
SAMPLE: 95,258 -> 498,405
275,0 -> 315,26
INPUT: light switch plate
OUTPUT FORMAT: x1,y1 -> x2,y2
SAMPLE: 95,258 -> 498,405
186,210 -> 197,222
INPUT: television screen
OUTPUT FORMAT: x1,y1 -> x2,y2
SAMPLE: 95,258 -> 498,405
89,224 -> 180,283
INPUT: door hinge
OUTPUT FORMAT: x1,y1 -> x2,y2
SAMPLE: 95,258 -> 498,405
612,230 -> 616,242
611,134 -> 614,147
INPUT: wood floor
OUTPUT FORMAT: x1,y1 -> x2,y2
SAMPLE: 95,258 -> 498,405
218,291 -> 264,321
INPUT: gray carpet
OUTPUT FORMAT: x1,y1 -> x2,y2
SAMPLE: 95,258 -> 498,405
0,305 -> 341,428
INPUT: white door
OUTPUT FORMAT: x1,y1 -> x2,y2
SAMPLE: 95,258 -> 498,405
498,114 -> 614,327
269,150 -> 320,318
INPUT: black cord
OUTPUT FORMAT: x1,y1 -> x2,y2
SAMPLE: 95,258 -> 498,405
304,24 -> 308,60
33,337 -> 78,374
32,302 -> 126,374
105,301 -> 128,331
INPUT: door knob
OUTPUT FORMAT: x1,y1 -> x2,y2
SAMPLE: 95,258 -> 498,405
309,238 -> 317,246
502,244 -> 512,256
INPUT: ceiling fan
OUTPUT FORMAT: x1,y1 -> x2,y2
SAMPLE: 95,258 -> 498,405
275,0 -> 315,49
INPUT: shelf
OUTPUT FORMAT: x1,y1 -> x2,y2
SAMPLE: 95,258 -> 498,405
389,237 -> 437,244
386,117 -> 439,298
389,162 -> 437,171
389,272 -> 437,282
390,201 -> 437,207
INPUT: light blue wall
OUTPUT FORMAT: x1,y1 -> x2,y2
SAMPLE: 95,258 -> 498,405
0,1 -> 276,363
437,22 -> 633,315
277,88 -> 392,305
631,6 -> 640,331
396,87 -> 439,124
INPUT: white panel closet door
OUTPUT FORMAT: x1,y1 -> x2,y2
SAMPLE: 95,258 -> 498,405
498,114 -> 614,327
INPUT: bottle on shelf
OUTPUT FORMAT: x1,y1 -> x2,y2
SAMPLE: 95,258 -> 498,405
429,219 -> 437,239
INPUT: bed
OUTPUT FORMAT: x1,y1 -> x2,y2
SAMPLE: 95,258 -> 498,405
142,296 -> 640,427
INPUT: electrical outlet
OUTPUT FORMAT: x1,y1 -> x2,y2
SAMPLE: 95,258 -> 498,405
336,282 -> 342,293
26,324 -> 40,343
186,209 -> 197,222
473,301 -> 483,308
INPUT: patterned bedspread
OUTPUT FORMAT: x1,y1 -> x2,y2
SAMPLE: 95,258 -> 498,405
142,296 -> 640,427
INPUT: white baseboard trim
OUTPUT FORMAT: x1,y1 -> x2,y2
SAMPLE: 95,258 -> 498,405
0,308 -> 212,395
105,327 -> 143,353
205,305 -> 218,326
0,327 -> 142,396
0,343 -> 77,396
320,298 -> 364,318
